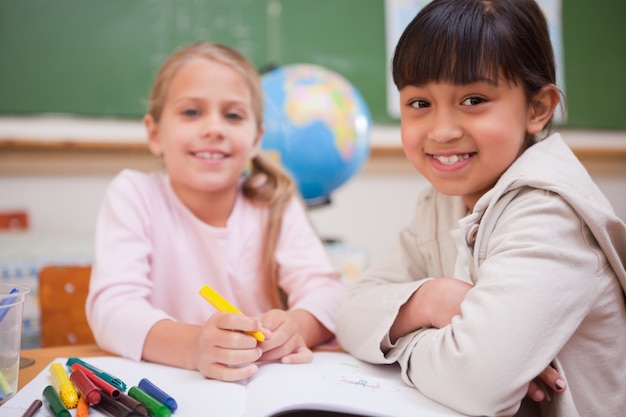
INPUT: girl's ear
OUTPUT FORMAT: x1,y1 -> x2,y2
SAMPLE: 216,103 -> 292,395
249,125 -> 264,160
527,84 -> 560,135
254,125 -> 265,149
144,114 -> 163,156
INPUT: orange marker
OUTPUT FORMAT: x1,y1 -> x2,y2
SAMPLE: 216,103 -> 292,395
76,395 -> 89,417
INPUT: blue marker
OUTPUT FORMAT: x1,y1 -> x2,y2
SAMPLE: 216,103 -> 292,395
138,378 -> 178,412
0,288 -> 18,324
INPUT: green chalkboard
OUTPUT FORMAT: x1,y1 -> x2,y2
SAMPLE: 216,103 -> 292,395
0,0 -> 624,129
562,2 -> 626,130
0,0 -> 268,117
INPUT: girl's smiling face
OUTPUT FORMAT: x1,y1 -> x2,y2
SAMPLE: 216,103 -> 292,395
144,57 -> 262,208
399,79 -> 551,211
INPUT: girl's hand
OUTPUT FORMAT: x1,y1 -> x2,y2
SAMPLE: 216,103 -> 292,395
256,309 -> 314,364
420,277 -> 473,328
390,277 -> 472,341
194,312 -> 264,382
527,364 -> 567,402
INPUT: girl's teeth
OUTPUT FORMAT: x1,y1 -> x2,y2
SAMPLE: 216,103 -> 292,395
434,153 -> 470,165
195,152 -> 224,159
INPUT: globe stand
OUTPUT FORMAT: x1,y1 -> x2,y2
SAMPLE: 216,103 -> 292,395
304,194 -> 343,247
304,195 -> 332,210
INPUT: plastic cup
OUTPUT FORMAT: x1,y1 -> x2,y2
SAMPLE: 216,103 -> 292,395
0,284 -> 29,405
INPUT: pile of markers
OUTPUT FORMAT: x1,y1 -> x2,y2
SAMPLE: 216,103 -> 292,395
22,357 -> 178,417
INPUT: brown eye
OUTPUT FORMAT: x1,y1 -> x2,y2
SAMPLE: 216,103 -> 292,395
409,99 -> 430,109
461,96 -> 486,106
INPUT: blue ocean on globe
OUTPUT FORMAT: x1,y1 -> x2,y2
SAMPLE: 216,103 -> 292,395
261,64 -> 372,206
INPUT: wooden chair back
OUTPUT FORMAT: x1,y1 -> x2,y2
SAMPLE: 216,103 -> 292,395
38,265 -> 96,347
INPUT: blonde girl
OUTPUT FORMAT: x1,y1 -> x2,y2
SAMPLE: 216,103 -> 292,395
87,42 -> 344,382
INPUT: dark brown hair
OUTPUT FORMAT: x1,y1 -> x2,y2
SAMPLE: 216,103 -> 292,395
393,0 -> 556,114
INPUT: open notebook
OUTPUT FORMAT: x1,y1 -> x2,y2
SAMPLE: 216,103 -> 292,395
0,351 -> 468,417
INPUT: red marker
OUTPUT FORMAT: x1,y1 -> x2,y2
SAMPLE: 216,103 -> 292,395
69,367 -> 102,404
70,363 -> 120,399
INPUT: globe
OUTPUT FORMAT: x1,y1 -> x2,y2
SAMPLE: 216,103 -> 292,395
261,64 -> 372,206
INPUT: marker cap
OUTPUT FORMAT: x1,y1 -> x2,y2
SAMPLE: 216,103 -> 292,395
49,363 -> 78,408
69,367 -> 102,404
71,363 -> 120,399
138,378 -> 178,412
42,385 -> 71,417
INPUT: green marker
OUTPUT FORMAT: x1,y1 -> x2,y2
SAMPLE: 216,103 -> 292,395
128,386 -> 172,417
42,385 -> 71,417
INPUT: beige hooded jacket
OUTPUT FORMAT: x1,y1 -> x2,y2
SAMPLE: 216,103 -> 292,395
336,133 -> 626,417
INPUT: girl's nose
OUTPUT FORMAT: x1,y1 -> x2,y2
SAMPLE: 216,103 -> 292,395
200,114 -> 225,139
427,109 -> 462,143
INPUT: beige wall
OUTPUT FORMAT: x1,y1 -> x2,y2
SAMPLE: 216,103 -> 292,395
1,142 -> 624,260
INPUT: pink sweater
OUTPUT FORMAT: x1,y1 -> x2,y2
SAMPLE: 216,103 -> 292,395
86,169 -> 344,361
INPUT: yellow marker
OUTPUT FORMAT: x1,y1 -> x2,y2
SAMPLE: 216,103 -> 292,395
49,362 -> 78,408
199,285 -> 265,342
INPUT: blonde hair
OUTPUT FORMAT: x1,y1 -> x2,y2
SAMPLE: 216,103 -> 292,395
147,41 -> 296,309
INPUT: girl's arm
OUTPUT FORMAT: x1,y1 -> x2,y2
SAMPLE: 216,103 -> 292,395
390,277 -> 472,342
399,190 -> 597,416
288,308 -> 333,347
390,277 -> 566,402
142,320 -> 201,370
336,188 -> 464,363
87,172 -> 172,361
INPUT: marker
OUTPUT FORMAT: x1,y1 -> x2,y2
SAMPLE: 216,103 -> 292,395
128,386 -> 172,417
69,366 -> 102,404
94,391 -> 140,417
198,284 -> 265,342
42,385 -> 71,417
117,390 -> 149,416
20,399 -> 42,417
138,378 -> 177,412
49,363 -> 78,408
66,358 -> 127,391
70,363 -> 120,399
0,288 -> 18,324
0,370 -> 13,398
76,396 -> 89,417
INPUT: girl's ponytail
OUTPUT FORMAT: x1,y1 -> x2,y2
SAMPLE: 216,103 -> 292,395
242,152 -> 297,309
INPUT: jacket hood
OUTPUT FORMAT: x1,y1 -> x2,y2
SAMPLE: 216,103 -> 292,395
476,133 -> 626,295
